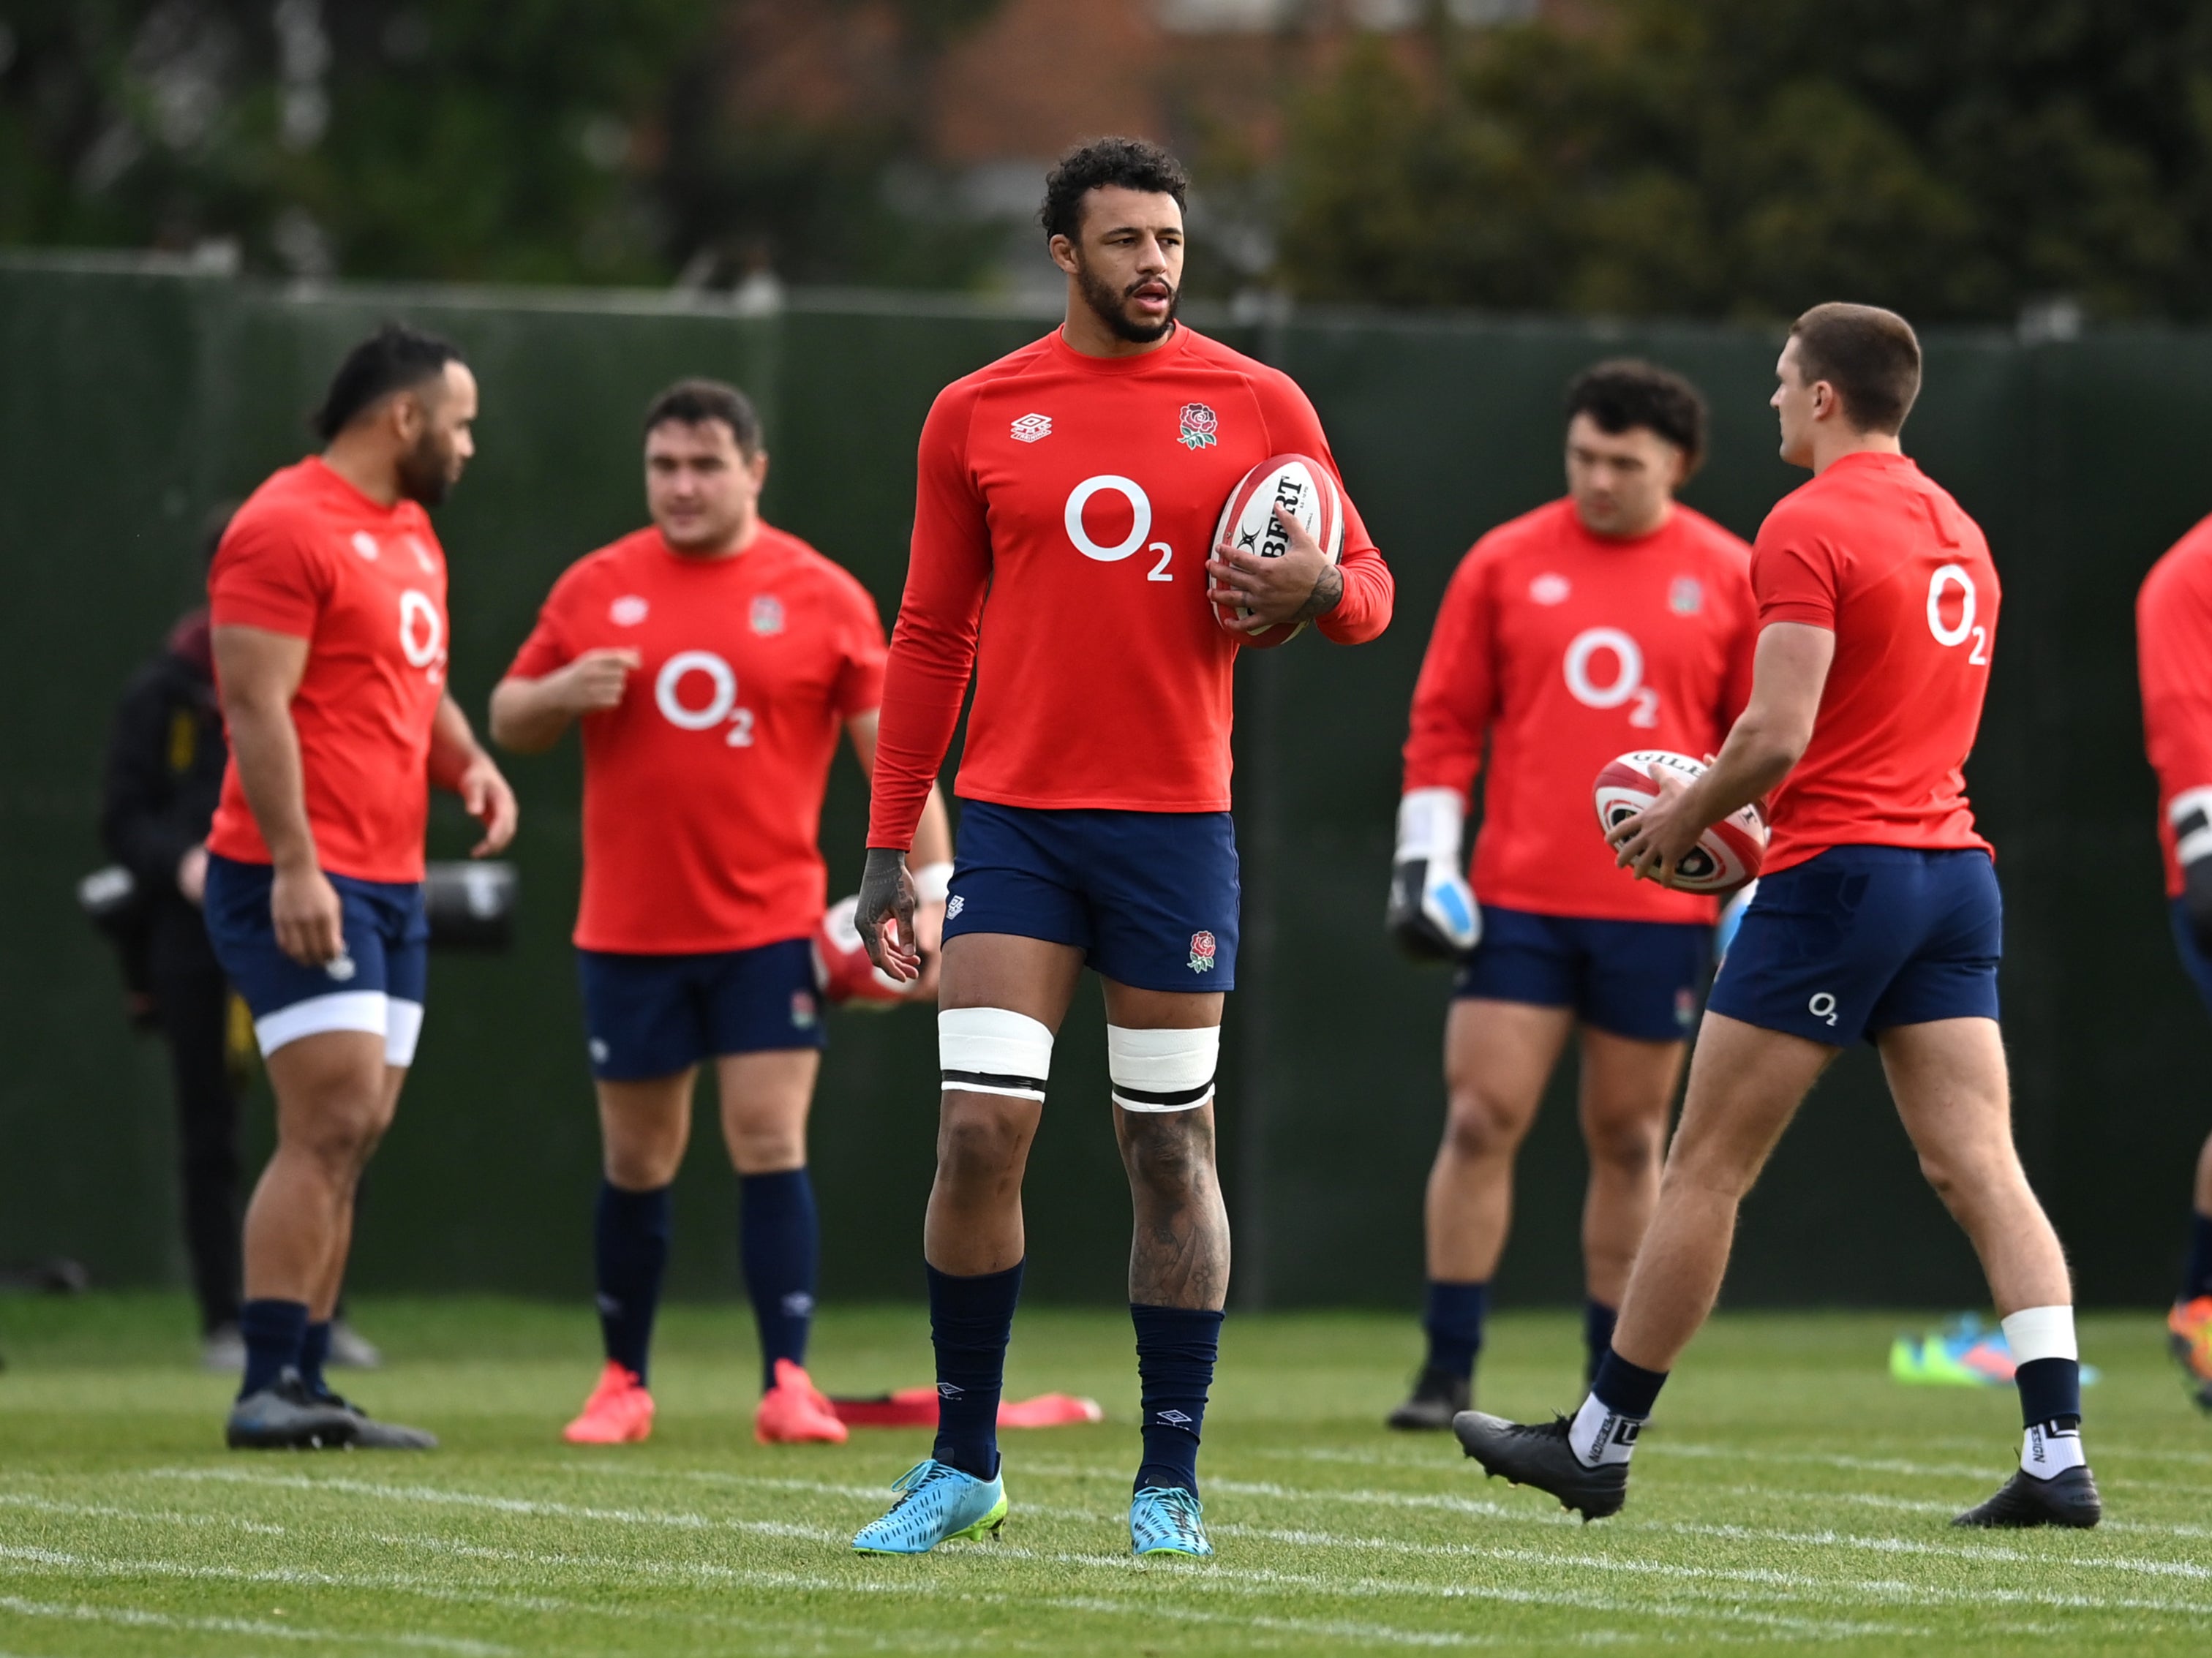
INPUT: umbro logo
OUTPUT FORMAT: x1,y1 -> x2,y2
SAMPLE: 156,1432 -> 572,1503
937,1382 -> 965,1399
1010,412 -> 1052,443
1154,1409 -> 1194,1426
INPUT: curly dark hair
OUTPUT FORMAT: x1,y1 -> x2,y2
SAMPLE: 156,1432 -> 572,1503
1038,136 -> 1189,243
1563,359 -> 1709,472
310,322 -> 464,442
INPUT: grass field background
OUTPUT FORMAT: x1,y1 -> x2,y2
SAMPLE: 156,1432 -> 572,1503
0,1295 -> 2206,1655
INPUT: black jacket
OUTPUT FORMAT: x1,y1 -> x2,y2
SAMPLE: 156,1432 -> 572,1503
101,610 -> 226,897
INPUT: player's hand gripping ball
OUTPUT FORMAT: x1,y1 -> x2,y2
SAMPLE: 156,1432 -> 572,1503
1592,750 -> 1766,893
813,894 -> 911,1009
1210,453 -> 1344,648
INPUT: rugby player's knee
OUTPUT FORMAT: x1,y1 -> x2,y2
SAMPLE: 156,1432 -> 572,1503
1441,1082 -> 1533,1164
1584,1107 -> 1666,1172
935,1100 -> 1032,1187
1119,1107 -> 1215,1196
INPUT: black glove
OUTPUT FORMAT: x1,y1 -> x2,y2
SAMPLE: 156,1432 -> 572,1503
855,846 -> 914,974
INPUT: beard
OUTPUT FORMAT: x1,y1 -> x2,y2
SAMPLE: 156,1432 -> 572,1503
1075,257 -> 1180,344
396,429 -> 456,507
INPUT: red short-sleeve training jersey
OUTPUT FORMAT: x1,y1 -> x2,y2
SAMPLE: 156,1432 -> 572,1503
206,457 -> 450,883
1403,498 -> 1756,923
866,325 -> 1393,848
1751,451 -> 1998,873
2137,513 -> 2212,897
508,524 -> 887,954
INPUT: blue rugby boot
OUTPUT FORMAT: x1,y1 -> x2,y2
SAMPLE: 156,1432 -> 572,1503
1130,1485 -> 1213,1557
851,1459 -> 1008,1554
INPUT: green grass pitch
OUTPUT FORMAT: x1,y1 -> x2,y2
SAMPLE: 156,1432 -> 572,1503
0,1296 -> 2205,1655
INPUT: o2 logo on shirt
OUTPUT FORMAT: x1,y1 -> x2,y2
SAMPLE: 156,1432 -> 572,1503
398,589 -> 445,685
1927,564 -> 1990,665
1563,626 -> 1658,728
655,649 -> 755,747
1065,475 -> 1174,582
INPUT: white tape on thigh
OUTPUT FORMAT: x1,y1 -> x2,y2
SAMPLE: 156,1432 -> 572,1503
385,999 -> 425,1068
938,1006 -> 1053,1101
253,991 -> 388,1058
1107,1024 -> 1219,1113
2001,1304 -> 2078,1365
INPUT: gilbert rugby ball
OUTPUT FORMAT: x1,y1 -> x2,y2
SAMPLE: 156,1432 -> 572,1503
811,894 -> 908,1009
1592,750 -> 1767,894
1211,453 -> 1344,648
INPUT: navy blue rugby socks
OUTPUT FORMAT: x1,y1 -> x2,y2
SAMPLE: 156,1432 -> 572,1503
298,1319 -> 334,1399
1133,1303 -> 1223,1496
238,1297 -> 309,1401
740,1168 -> 819,1392
1584,1299 -> 1620,1384
595,1180 -> 672,1384
928,1260 -> 1024,1480
1423,1279 -> 1487,1381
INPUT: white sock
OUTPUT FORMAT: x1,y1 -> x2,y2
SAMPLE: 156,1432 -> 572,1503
2020,1420 -> 2086,1480
1566,1391 -> 1641,1468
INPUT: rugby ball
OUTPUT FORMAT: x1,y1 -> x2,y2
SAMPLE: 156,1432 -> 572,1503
1592,750 -> 1767,894
811,894 -> 908,1009
1211,453 -> 1345,648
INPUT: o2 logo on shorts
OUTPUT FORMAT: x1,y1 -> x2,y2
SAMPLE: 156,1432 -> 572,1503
1563,627 -> 1659,728
1808,992 -> 1839,1028
655,650 -> 755,747
1065,475 -> 1174,583
398,589 -> 445,685
1927,564 -> 1990,666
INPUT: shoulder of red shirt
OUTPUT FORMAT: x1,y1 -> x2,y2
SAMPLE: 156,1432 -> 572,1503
2144,511 -> 2212,601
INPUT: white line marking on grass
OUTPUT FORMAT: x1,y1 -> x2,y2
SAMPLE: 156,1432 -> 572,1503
535,1462 -> 1113,1523
0,1592 -> 508,1654
1044,1595 -> 1516,1648
1211,1523 -> 2212,1619
1718,1484 -> 2212,1540
0,1545 -> 576,1616
1020,1550 -> 1924,1640
0,1492 -> 287,1534
146,1467 -> 841,1538
1667,1523 -> 2212,1580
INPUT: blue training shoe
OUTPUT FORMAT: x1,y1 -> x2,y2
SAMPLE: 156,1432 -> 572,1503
1130,1485 -> 1213,1557
851,1459 -> 1008,1555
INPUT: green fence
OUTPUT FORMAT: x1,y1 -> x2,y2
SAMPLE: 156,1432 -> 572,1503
4,256 -> 2206,1312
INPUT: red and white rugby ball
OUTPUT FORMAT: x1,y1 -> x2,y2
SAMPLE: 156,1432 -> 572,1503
1211,453 -> 1344,649
812,894 -> 908,1009
1592,750 -> 1766,894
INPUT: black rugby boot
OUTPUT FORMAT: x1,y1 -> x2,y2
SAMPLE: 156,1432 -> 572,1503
1453,1411 -> 1628,1521
226,1368 -> 364,1450
1387,1365 -> 1470,1431
316,1388 -> 439,1450
1952,1466 -> 2102,1529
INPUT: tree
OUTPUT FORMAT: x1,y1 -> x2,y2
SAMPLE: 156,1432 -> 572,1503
0,0 -> 1005,287
1279,1 -> 2212,322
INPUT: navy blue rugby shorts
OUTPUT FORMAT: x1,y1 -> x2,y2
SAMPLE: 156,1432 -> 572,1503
576,938 -> 825,1081
203,851 -> 429,1063
1707,846 -> 2001,1046
1453,905 -> 1710,1043
940,801 -> 1240,993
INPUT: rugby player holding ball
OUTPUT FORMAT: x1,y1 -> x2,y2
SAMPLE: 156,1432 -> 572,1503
1385,362 -> 1756,1429
1457,304 -> 2102,1530
847,137 -> 1394,1559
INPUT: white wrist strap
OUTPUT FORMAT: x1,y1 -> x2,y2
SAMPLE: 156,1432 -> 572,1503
1396,787 -> 1465,862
